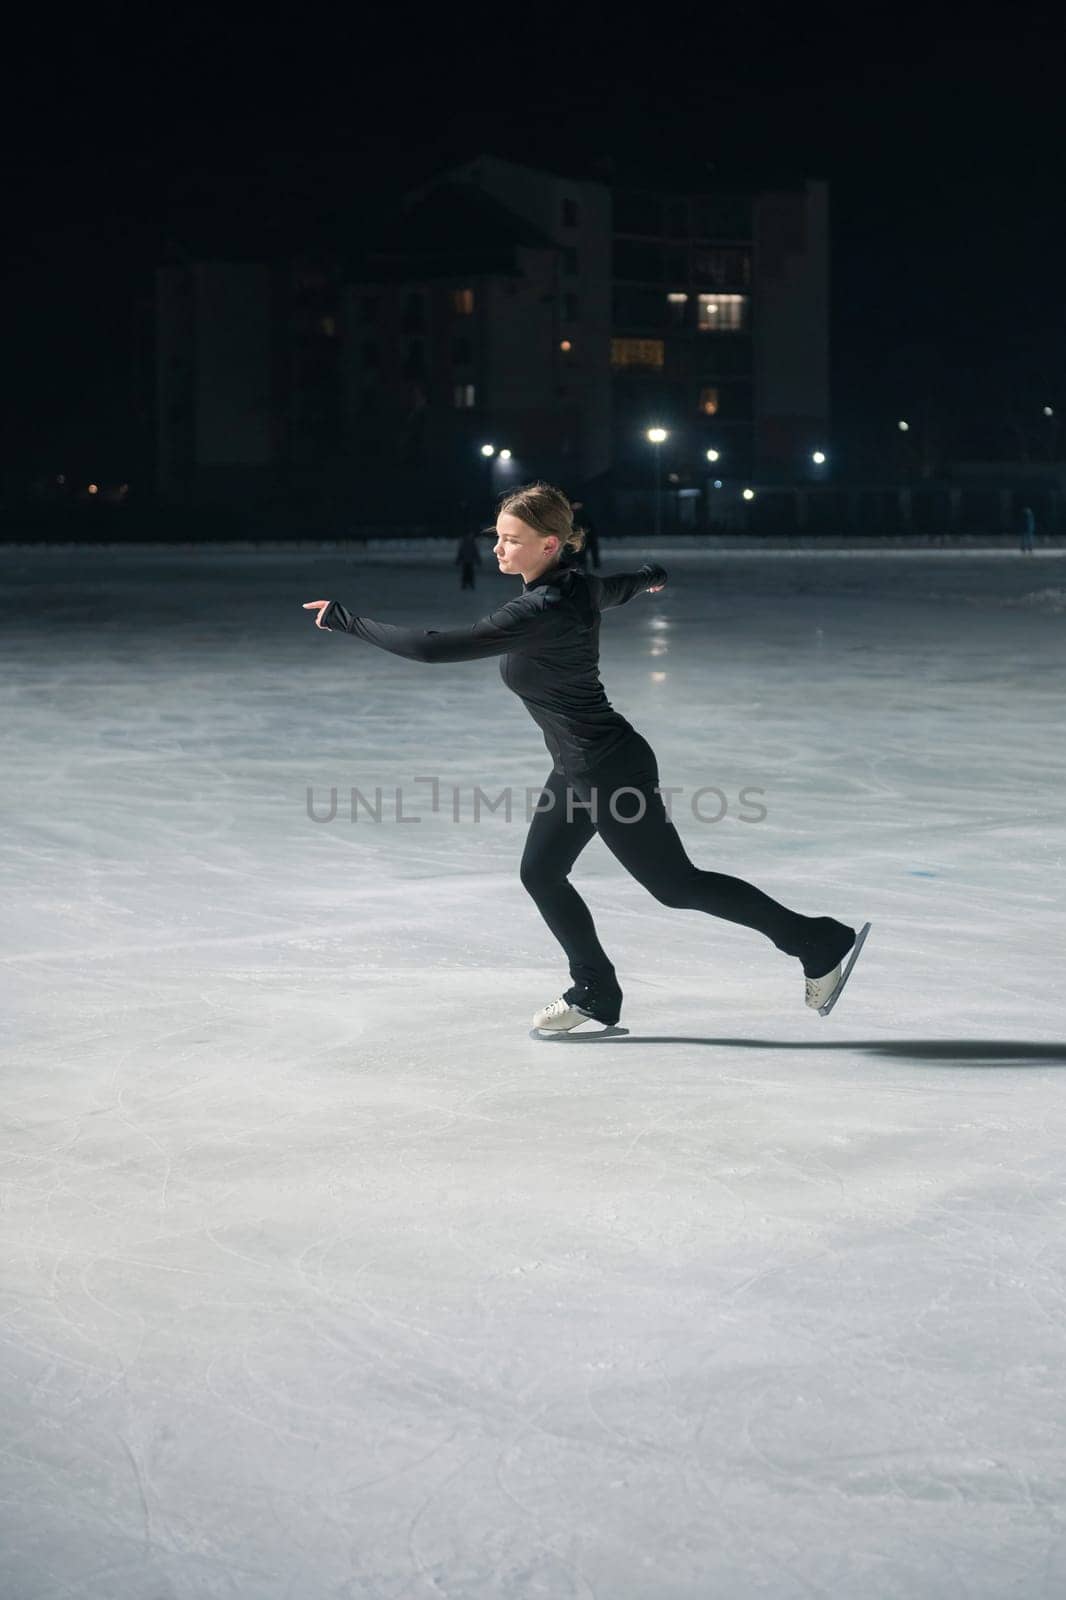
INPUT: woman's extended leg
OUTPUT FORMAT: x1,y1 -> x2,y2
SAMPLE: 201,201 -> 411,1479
578,734 -> 852,972
519,768 -> 623,1019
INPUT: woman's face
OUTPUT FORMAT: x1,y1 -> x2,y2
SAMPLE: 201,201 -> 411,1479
493,512 -> 558,576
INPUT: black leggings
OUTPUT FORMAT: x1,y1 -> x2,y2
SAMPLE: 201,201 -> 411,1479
519,732 -> 812,1017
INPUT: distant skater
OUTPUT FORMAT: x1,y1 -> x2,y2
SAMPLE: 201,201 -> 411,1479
304,481 -> 868,1033
455,528 -> 483,588
1020,505 -> 1036,554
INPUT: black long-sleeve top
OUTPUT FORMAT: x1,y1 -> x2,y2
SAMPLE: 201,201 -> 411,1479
321,560 -> 668,777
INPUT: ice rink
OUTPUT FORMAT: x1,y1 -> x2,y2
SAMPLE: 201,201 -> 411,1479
2,543 -> 1065,1599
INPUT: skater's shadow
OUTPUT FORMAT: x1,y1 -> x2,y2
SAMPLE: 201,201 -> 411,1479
544,1036 -> 1066,1066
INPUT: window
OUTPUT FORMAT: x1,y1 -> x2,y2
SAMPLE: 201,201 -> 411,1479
692,247 -> 751,288
402,293 -> 426,334
402,341 -> 426,379
562,196 -> 578,228
610,338 -> 665,370
319,315 -> 337,337
613,285 -> 668,327
699,387 -> 720,416
564,292 -> 579,322
666,291 -> 688,327
452,335 -> 473,366
613,238 -> 663,281
563,247 -> 579,277
693,196 -> 753,238
452,287 -> 475,315
698,293 -> 748,332
360,339 -> 380,369
453,383 -> 476,408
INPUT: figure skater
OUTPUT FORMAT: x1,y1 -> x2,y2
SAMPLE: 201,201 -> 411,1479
303,481 -> 868,1034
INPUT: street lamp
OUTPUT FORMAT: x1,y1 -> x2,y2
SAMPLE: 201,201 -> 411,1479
480,443 -> 495,457
811,450 -> 827,466
646,426 -> 668,535
742,488 -> 756,501
897,420 -> 910,432
705,448 -> 720,463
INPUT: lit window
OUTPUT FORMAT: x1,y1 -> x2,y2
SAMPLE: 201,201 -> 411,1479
698,293 -> 748,332
319,315 -> 337,337
699,387 -> 720,416
454,383 -> 476,408
666,292 -> 688,303
452,288 -> 475,315
610,338 -> 665,370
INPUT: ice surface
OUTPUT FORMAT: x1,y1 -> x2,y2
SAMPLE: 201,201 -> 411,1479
1,545 -> 1065,1598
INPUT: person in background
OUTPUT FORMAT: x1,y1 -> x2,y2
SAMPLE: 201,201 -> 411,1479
1020,505 -> 1036,554
455,526 -> 484,588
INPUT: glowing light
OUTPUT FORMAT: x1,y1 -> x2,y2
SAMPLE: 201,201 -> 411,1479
706,448 -> 720,462
88,483 -> 98,494
498,449 -> 512,461
646,427 -> 668,444
650,671 -> 667,684
898,420 -> 910,432
56,474 -> 65,484
706,303 -> 719,313
713,479 -> 723,489
811,450 -> 827,465
1043,405 -> 1055,417
480,444 -> 495,457
559,339 -> 572,351
742,488 -> 755,501
666,292 -> 688,303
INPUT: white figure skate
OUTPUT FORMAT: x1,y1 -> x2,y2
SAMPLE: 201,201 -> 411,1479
806,922 -> 872,1016
529,997 -> 629,1040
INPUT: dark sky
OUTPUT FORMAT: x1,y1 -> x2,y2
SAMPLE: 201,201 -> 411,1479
4,6 -> 1065,484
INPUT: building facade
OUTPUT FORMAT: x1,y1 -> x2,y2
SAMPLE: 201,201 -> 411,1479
154,156 -> 828,519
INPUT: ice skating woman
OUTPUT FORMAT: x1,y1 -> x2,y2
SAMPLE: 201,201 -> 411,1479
303,482 -> 868,1034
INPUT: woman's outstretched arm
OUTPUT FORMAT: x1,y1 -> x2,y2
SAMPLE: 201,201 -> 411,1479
594,563 -> 669,609
303,595 -> 554,663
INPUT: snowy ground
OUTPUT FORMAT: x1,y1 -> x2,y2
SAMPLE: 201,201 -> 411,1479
2,546 -> 1065,1599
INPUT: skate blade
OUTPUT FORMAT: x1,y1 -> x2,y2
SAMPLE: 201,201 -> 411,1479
818,922 -> 871,1016
528,1023 -> 630,1041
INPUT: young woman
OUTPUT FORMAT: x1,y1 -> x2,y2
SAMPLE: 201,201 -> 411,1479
304,482 -> 867,1034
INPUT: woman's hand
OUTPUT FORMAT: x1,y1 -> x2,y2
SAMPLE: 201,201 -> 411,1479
303,600 -> 333,631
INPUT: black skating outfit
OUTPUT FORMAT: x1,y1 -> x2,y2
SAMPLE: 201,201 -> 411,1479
320,562 -> 852,1024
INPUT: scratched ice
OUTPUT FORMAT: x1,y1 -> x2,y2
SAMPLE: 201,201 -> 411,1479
1,544 -> 1065,1599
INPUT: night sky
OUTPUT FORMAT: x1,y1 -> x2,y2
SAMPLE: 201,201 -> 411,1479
4,8 -> 1065,489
